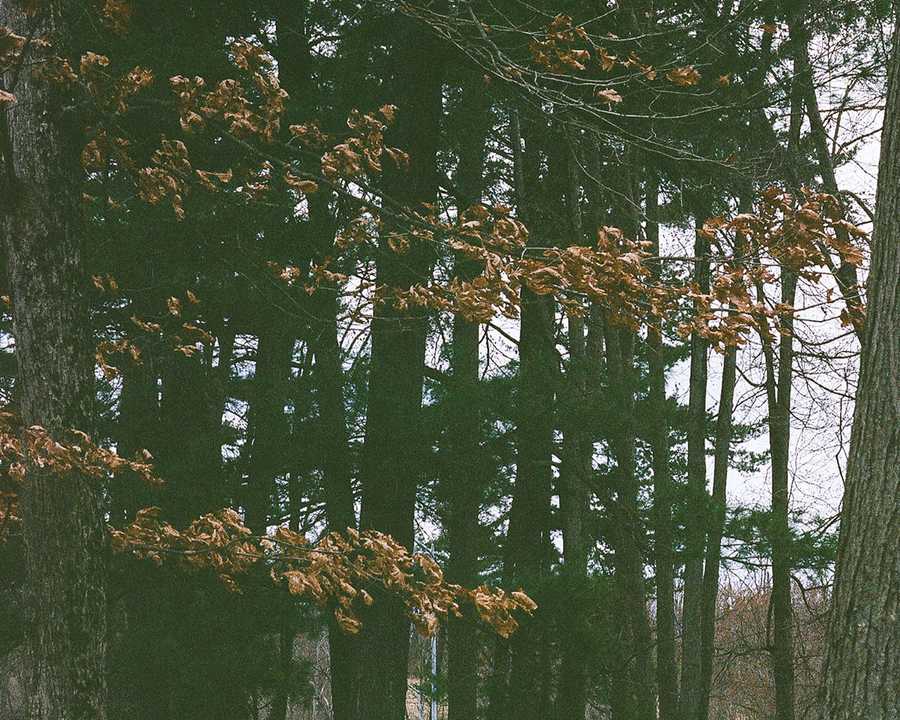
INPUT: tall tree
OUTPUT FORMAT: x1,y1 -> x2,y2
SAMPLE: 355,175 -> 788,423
356,8 -> 445,718
444,68 -> 492,720
697,194 -> 747,720
646,172 -> 678,720
556,140 -> 593,720
0,2 -> 107,717
680,203 -> 712,720
500,110 -> 557,720
818,12 -> 900,719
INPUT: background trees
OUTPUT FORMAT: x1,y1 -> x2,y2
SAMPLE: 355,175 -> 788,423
0,1 -> 894,719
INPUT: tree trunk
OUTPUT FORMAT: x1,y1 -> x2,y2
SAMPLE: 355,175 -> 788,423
818,14 -> 900,719
158,349 -> 224,525
271,5 -> 358,716
646,173 -> 678,720
795,33 -> 864,337
445,69 -> 491,720
244,326 -> 293,535
1,3 -> 107,718
502,112 -> 556,720
603,162 -> 654,720
113,352 -> 159,524
356,9 -> 444,718
759,268 -> 797,720
556,142 -> 592,720
681,207 -> 711,720
697,195 -> 747,720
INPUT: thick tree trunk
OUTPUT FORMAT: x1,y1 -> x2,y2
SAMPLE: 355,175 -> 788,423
681,209 -> 711,719
0,3 -> 107,718
356,9 -> 444,718
818,15 -> 900,719
646,174 -> 678,720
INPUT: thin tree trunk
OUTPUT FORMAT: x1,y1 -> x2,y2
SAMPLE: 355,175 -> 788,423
1,3 -> 107,717
819,13 -> 900,719
502,111 -> 556,720
794,35 -> 864,337
681,207 -> 711,720
556,141 -> 592,720
603,161 -> 655,720
696,196 -> 747,720
271,5 -> 358,716
445,69 -> 490,720
757,268 -> 797,720
113,352 -> 159,524
646,173 -> 678,720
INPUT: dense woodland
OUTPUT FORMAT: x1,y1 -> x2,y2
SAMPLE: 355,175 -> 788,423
0,1 -> 897,719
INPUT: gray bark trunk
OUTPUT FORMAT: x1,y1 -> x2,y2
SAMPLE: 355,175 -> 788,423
818,14 -> 900,719
1,2 -> 108,718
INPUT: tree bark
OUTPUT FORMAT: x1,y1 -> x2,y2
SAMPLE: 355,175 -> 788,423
681,208 -> 711,720
646,173 -> 678,720
758,267 -> 797,720
794,33 -> 864,337
556,141 -> 592,720
444,68 -> 491,720
356,9 -> 444,718
818,14 -> 900,719
1,2 -> 107,717
244,326 -> 293,535
603,161 -> 654,720
697,196 -> 746,720
271,5 -> 358,716
502,111 -> 556,720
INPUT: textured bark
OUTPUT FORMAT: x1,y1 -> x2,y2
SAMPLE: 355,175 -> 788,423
356,9 -> 444,718
681,209 -> 711,720
646,174 -> 678,720
0,2 -> 107,718
819,15 -> 900,720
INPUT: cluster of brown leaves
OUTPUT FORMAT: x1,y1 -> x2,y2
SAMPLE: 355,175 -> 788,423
686,187 -> 867,346
171,40 -> 286,142
0,410 -> 158,538
111,508 -> 536,638
525,13 -> 700,105
377,206 -> 668,331
316,105 -> 408,182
